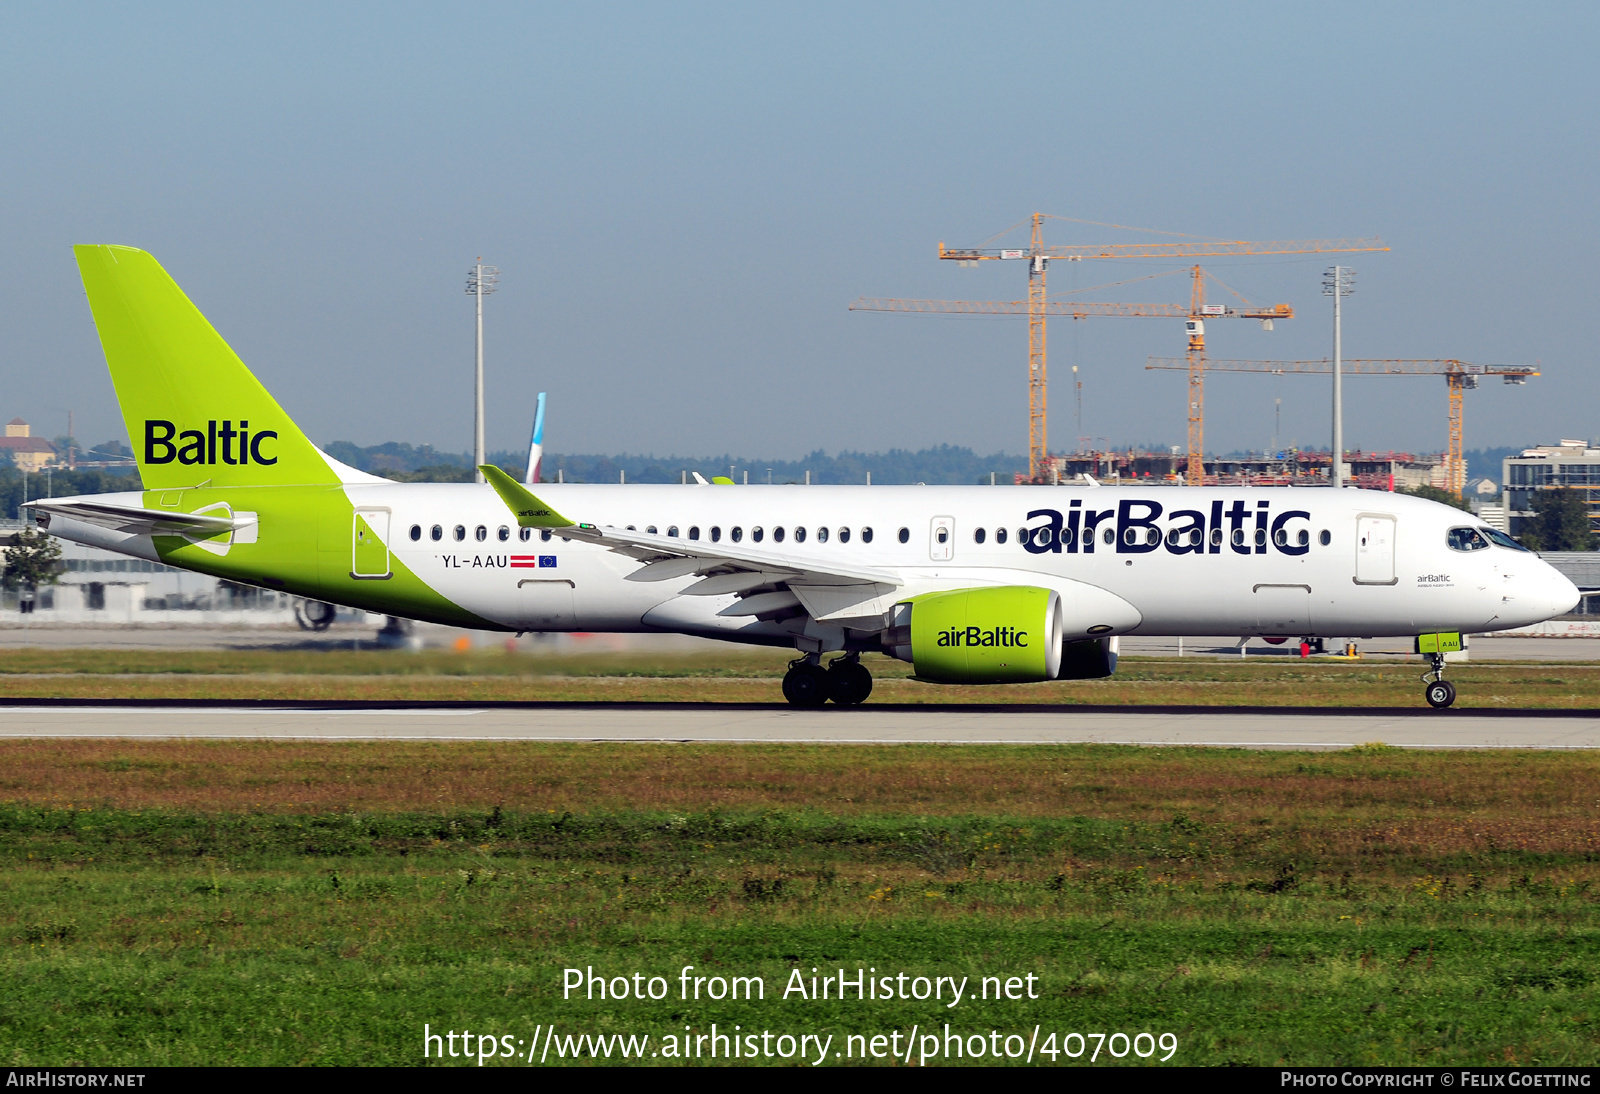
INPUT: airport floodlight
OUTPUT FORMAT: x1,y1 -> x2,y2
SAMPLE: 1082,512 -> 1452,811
1323,266 -> 1355,487
466,261 -> 499,483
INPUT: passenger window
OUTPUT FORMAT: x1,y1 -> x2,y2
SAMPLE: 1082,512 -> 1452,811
1102,527 -> 1114,545
731,527 -> 743,542
974,527 -> 986,544
795,526 -> 807,543
1274,528 -> 1287,547
995,528 -> 1007,544
1254,528 -> 1267,546
838,527 -> 850,543
710,526 -> 721,542
409,524 -> 422,541
1448,527 -> 1490,552
861,527 -> 873,543
1165,528 -> 1181,546
1035,527 -> 1053,547
431,525 -> 443,541
936,528 -> 948,544
689,526 -> 701,541
1211,528 -> 1223,547
646,525 -> 657,534
898,527 -> 910,543
667,526 -> 679,537
1231,528 -> 1245,547
774,527 -> 785,543
519,528 -> 532,542
475,525 -> 487,542
1297,529 -> 1309,547
752,526 -> 764,542
497,526 -> 510,542
817,527 -> 829,543
1319,529 -> 1331,546
1123,528 -> 1137,546
541,529 -> 553,542
1191,529 -> 1203,547
454,525 -> 466,542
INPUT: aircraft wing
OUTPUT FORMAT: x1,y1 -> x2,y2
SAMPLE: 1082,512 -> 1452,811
26,499 -> 245,537
480,466 -> 903,622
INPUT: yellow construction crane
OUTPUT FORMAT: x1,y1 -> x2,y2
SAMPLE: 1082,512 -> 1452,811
857,214 -> 1382,483
1144,357 -> 1539,493
850,275 -> 1290,481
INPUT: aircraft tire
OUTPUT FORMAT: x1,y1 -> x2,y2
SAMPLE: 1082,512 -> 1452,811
1424,680 -> 1457,709
782,663 -> 830,707
827,660 -> 873,706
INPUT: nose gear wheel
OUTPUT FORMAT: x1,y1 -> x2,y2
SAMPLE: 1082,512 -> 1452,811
1421,652 -> 1456,709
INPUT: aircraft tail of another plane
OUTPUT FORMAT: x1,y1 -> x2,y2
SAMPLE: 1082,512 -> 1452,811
73,245 -> 341,491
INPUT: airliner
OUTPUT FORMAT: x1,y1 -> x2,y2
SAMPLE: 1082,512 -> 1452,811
27,246 -> 1579,709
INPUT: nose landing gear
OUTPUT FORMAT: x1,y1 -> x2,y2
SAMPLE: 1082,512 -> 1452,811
781,654 -> 873,706
1422,654 -> 1456,709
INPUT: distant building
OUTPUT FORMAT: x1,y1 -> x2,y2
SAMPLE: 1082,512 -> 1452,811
1047,448 -> 1447,490
1503,441 -> 1600,537
0,419 -> 55,472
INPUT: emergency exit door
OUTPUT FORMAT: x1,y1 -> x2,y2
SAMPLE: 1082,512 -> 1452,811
1355,514 -> 1397,585
352,508 -> 391,579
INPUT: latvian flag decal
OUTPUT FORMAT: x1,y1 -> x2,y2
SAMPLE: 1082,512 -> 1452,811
511,555 -> 557,569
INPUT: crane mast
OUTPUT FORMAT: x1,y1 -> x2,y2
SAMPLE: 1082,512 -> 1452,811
863,216 -> 1388,482
1144,357 -> 1539,494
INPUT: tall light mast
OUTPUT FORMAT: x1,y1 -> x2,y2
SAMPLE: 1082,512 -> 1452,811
1324,265 -> 1355,488
466,260 -> 499,483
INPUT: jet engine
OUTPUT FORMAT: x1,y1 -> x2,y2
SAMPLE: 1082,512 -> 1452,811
882,586 -> 1124,683
881,587 -> 1064,683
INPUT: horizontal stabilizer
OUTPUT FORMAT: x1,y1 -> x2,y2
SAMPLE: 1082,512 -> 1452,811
27,498 -> 248,537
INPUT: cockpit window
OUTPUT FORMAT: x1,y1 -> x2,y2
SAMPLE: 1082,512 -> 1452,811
1480,526 -> 1531,552
1447,527 -> 1490,552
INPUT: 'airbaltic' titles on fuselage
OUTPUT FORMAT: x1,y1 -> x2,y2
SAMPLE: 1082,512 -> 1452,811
937,626 -> 1028,648
1023,498 -> 1313,556
144,420 -> 278,466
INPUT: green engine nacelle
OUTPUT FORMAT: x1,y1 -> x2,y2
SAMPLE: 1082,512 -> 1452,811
882,586 -> 1063,684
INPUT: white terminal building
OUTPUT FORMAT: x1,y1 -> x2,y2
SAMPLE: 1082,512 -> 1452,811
0,517 -> 294,622
1503,440 -> 1600,539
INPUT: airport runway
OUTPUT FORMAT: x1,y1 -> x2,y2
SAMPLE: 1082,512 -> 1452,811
3,701 -> 1600,749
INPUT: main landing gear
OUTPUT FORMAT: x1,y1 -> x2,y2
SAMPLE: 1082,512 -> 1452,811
1422,653 -> 1456,709
782,654 -> 873,707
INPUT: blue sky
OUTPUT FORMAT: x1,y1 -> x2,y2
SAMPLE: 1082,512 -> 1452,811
2,2 -> 1595,460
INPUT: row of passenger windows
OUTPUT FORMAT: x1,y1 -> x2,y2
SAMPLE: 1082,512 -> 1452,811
411,523 -> 543,543
406,521 -> 1334,550
630,525 -> 880,544
987,526 -> 1331,548
407,523 -> 902,544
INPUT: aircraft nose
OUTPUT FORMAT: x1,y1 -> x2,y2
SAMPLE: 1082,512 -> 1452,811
1539,565 -> 1580,618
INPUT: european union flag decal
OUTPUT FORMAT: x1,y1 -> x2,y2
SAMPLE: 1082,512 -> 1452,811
539,556 -> 557,568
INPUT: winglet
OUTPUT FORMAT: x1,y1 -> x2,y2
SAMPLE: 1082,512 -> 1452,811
480,465 -> 574,528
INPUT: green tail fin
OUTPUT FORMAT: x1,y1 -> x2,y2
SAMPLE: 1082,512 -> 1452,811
73,245 -> 339,490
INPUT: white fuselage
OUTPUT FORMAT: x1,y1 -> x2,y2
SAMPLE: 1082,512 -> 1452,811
350,482 -> 1576,642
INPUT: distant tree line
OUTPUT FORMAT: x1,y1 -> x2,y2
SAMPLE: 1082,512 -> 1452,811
322,441 -> 1029,486
0,467 -> 142,520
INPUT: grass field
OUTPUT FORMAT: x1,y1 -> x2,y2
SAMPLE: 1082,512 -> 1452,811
2,646 -> 1600,706
2,740 -> 1598,1066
